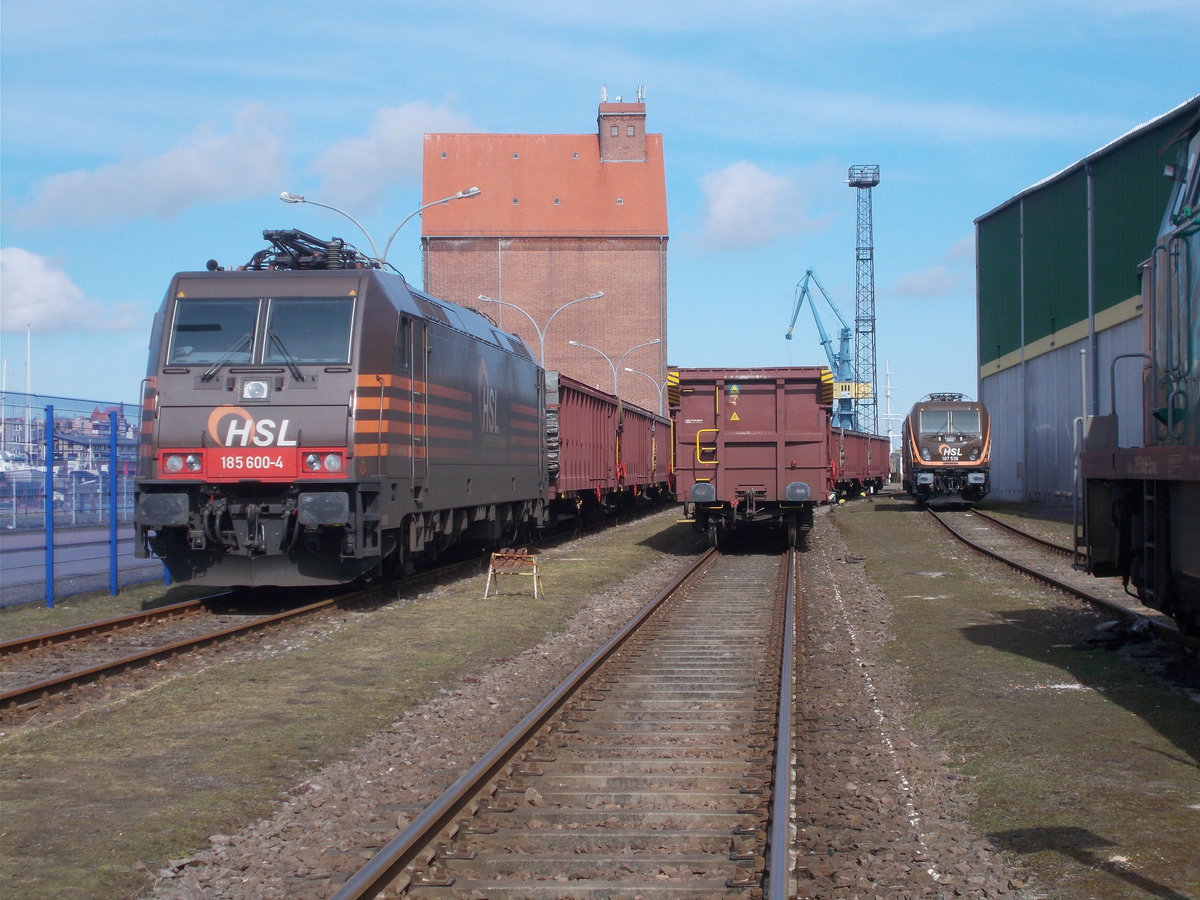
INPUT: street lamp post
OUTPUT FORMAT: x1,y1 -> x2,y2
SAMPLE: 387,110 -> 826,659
569,338 -> 661,396
279,188 -> 482,266
380,187 -> 480,263
476,292 -> 604,366
624,367 -> 667,415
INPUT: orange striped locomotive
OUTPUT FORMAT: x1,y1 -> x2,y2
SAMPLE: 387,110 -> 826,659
134,230 -> 668,587
901,393 -> 991,502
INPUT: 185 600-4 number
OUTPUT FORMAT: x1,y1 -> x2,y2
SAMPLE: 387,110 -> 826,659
220,455 -> 285,471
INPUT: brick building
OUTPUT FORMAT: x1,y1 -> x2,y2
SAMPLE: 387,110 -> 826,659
420,95 -> 669,413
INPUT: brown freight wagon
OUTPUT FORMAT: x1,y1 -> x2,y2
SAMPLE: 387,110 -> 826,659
830,427 -> 890,498
671,366 -> 830,548
546,372 -> 671,520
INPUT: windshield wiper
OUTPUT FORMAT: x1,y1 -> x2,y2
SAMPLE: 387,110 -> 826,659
269,330 -> 305,382
200,333 -> 252,382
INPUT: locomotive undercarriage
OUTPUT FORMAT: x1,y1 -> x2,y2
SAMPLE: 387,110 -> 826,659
908,469 -> 989,503
1084,478 -> 1200,637
137,480 -> 547,587
136,481 -> 383,587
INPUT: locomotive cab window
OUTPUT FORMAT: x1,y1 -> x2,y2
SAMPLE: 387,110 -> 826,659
951,410 -> 981,434
918,410 -> 950,434
263,297 -> 355,364
167,298 -> 259,364
919,409 -> 980,435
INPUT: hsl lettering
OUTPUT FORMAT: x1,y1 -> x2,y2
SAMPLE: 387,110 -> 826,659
207,406 -> 299,448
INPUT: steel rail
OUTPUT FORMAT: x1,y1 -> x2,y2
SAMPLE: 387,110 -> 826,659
767,549 -> 797,900
926,509 -> 1198,652
0,593 -> 361,710
969,508 -> 1075,557
330,546 -> 721,900
1,552 -> 505,711
0,596 -> 220,656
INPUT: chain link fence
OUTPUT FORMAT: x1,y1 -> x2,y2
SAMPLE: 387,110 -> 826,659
1,391 -> 162,606
1,390 -> 138,530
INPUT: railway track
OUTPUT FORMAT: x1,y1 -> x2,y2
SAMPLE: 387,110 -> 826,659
968,507 -> 1075,557
0,557 -> 488,717
0,595 -> 221,656
927,507 -> 1199,651
332,547 -> 797,899
0,594 -> 352,715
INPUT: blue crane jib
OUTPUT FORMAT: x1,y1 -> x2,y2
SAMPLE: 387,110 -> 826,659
785,269 -> 869,431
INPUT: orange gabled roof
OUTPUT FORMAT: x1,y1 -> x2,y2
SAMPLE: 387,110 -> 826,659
421,132 -> 667,237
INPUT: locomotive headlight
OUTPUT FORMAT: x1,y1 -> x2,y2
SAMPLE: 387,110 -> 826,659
920,448 -> 932,461
302,452 -> 345,473
241,379 -> 270,401
185,454 -> 203,472
165,454 -> 184,473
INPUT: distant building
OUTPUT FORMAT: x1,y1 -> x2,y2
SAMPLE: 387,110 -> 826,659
974,94 -> 1200,502
421,92 -> 669,413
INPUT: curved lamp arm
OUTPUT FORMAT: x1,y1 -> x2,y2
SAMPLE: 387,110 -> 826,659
381,187 -> 481,263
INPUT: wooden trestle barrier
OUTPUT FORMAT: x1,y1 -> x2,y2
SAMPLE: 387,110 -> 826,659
483,548 -> 543,599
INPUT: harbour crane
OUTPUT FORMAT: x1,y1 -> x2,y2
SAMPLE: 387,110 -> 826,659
786,269 -> 859,430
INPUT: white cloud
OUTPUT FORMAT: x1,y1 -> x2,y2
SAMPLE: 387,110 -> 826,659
0,248 -> 142,333
889,233 -> 975,299
698,161 -> 830,251
13,104 -> 287,228
311,101 -> 477,210
890,265 -> 958,298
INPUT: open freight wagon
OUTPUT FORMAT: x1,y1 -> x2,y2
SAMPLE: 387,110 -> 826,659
671,366 -> 831,548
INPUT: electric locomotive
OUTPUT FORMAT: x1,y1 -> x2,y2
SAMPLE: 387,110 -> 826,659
1081,117 -> 1200,637
901,393 -> 991,502
135,230 -> 546,586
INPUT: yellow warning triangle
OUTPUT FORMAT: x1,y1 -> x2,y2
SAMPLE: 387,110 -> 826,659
730,412 -> 740,422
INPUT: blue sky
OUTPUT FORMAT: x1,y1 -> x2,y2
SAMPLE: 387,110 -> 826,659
2,0 -> 1196,441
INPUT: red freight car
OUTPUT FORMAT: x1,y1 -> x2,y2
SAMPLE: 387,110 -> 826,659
546,372 -> 671,520
830,427 -> 890,498
671,366 -> 829,548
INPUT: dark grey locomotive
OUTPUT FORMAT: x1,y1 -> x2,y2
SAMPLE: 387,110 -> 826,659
135,231 -> 546,586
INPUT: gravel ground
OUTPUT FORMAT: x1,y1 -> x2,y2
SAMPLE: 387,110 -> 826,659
791,513 -> 1038,899
148,509 -> 1045,899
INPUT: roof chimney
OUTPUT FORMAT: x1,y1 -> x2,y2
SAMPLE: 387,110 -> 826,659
598,89 -> 647,162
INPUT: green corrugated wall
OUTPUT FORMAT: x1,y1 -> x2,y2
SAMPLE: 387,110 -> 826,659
977,109 -> 1188,368
976,204 -> 1022,364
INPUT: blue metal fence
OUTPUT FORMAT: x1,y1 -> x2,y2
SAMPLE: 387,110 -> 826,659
1,390 -> 163,607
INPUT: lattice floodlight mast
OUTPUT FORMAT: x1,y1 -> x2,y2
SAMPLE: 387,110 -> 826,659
848,164 -> 880,436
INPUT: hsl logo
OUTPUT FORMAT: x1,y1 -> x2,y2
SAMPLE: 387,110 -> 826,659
478,360 -> 500,437
207,406 -> 298,447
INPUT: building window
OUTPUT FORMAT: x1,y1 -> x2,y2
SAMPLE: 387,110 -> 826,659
554,198 -> 561,205
512,152 -> 519,159
572,152 -> 579,159
627,125 -> 636,136
512,198 -> 519,205
610,126 -> 619,137
440,151 -> 447,159
616,198 -> 624,205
